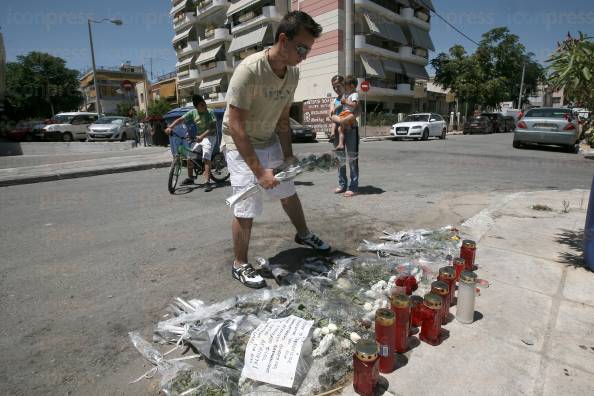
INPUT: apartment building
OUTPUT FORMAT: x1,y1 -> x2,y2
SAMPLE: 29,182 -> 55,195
170,0 -> 434,128
79,62 -> 146,114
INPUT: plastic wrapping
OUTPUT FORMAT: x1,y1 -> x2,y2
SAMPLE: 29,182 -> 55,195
131,225 -> 472,395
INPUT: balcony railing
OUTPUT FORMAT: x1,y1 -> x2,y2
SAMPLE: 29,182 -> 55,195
197,61 -> 233,79
173,12 -> 197,31
353,0 -> 403,22
177,69 -> 199,82
176,40 -> 200,57
231,6 -> 281,34
198,28 -> 232,50
196,0 -> 231,19
400,7 -> 430,29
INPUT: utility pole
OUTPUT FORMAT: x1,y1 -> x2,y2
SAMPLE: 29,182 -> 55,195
517,63 -> 525,110
345,0 -> 353,75
87,20 -> 101,115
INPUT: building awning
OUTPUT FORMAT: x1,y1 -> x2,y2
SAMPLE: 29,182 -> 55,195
199,77 -> 223,89
178,80 -> 197,90
364,13 -> 407,45
170,0 -> 190,16
360,54 -> 385,78
172,26 -> 193,44
176,57 -> 194,69
408,25 -> 434,51
228,25 -> 269,53
227,0 -> 260,16
383,59 -> 404,74
402,62 -> 429,80
395,0 -> 410,6
195,45 -> 223,65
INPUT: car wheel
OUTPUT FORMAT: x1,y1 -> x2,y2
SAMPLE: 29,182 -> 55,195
120,133 -> 127,142
421,129 -> 429,141
62,132 -> 73,142
439,128 -> 446,140
513,140 -> 522,149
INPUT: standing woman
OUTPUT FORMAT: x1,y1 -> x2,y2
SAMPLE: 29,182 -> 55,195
328,75 -> 360,197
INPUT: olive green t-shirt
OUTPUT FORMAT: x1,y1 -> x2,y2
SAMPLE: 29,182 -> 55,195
183,108 -> 216,135
222,50 -> 299,150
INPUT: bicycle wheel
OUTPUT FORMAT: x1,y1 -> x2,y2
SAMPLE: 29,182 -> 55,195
168,155 -> 182,194
210,152 -> 230,182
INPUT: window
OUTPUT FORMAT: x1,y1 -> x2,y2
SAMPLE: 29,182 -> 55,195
525,108 -> 571,118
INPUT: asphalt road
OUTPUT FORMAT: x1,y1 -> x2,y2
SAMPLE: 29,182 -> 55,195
0,133 -> 592,395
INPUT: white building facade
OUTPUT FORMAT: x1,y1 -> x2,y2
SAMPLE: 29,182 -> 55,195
170,0 -> 434,129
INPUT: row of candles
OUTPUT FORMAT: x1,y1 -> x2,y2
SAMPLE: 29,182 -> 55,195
353,240 -> 479,396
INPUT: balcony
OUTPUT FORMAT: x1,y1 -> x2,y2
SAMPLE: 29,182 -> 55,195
354,0 -> 404,24
355,35 -> 402,61
356,77 -> 413,98
400,7 -> 430,30
176,40 -> 200,57
195,0 -> 231,20
173,12 -> 197,32
199,28 -> 232,50
204,92 -> 227,105
177,69 -> 200,83
396,46 -> 428,65
197,61 -> 233,79
231,6 -> 281,35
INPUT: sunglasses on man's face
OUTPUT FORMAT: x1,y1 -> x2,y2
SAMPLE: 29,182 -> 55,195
295,44 -> 311,58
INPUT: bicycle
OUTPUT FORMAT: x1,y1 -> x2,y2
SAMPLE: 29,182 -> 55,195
168,132 -> 229,194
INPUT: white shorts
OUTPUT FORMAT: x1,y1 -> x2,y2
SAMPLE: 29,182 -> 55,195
225,143 -> 296,218
200,134 -> 216,161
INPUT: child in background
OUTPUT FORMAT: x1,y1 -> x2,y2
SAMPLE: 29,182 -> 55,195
331,75 -> 359,150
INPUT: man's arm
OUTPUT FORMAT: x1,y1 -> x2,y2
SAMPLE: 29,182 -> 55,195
228,105 -> 278,189
164,116 -> 185,135
276,104 -> 294,162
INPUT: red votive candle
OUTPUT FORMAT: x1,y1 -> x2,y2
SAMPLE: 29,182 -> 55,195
390,293 -> 411,353
460,239 -> 477,271
453,257 -> 466,281
419,293 -> 443,346
410,295 -> 424,328
353,339 -> 379,396
375,308 -> 396,373
431,280 -> 451,325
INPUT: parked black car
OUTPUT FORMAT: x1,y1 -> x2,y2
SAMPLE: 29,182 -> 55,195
503,116 -> 516,132
290,118 -> 316,142
481,113 -> 506,133
463,115 -> 494,134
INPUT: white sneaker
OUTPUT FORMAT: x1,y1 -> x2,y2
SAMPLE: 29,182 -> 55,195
232,263 -> 266,289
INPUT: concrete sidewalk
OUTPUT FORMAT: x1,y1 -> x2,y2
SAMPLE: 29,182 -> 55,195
0,148 -> 171,187
342,189 -> 593,396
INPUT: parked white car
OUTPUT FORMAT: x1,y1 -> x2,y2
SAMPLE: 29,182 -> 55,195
43,112 -> 98,142
87,116 -> 138,142
390,113 -> 447,140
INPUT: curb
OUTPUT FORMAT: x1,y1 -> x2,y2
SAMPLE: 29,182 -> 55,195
0,160 -> 171,187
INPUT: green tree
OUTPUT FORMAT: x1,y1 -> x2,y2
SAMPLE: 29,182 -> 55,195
147,98 -> 173,117
116,102 -> 134,117
431,27 -> 544,112
547,32 -> 594,111
5,52 -> 82,120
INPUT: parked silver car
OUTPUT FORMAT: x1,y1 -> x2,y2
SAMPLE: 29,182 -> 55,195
87,116 -> 138,142
513,108 -> 580,153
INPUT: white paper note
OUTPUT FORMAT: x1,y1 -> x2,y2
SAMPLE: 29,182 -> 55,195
241,315 -> 313,388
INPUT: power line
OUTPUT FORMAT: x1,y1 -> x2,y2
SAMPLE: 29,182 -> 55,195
414,0 -> 481,47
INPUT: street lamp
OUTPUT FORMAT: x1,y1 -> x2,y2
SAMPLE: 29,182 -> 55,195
87,18 -> 123,116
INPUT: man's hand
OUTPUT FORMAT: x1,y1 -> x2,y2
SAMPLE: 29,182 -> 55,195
195,136 -> 204,143
256,168 -> 279,190
165,127 -> 172,135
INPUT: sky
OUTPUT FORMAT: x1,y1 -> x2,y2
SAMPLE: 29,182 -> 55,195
1,0 -> 593,79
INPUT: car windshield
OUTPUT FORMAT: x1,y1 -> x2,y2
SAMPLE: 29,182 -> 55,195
525,108 -> 572,118
481,114 -> 496,119
469,116 -> 484,121
95,117 -> 124,125
290,118 -> 303,127
53,114 -> 75,123
403,114 -> 429,122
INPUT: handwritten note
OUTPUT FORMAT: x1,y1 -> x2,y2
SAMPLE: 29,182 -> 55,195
241,315 -> 313,388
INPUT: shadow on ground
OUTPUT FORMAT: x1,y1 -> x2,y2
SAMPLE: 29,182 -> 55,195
358,185 -> 385,195
267,247 -> 353,272
555,228 -> 585,268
